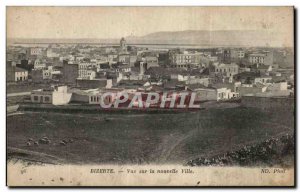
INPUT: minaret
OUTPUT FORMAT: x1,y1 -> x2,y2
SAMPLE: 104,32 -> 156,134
120,37 -> 127,52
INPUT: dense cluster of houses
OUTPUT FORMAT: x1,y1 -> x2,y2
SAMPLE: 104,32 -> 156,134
7,38 -> 294,107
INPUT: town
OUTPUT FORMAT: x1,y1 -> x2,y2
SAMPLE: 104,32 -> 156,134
6,37 -> 295,110
6,37 -> 295,166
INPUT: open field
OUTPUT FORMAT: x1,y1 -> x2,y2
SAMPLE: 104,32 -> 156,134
7,107 -> 294,165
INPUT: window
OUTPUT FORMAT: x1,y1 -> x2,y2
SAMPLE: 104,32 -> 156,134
44,96 -> 50,102
33,96 -> 38,101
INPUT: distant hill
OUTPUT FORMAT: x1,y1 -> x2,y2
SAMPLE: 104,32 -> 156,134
126,30 -> 286,47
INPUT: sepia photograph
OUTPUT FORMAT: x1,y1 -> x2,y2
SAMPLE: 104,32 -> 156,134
6,6 -> 295,187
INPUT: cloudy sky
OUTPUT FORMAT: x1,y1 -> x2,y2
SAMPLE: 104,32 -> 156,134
7,6 -> 293,46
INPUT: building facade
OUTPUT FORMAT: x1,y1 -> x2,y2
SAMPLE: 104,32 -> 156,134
248,51 -> 274,66
170,52 -> 202,68
214,63 -> 239,77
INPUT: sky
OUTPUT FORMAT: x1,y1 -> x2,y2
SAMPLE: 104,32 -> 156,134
7,6 -> 293,46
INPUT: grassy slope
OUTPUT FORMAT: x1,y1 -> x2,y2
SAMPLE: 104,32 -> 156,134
7,107 -> 294,165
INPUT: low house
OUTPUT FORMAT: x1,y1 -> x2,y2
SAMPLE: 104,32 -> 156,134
250,64 -> 272,73
212,83 -> 236,100
143,56 -> 159,69
114,65 -> 131,73
267,82 -> 288,92
239,83 -> 267,96
71,88 -> 126,105
214,63 -> 239,77
14,67 -> 28,82
253,76 -> 272,84
216,87 -> 233,100
31,86 -> 72,105
186,77 -> 210,87
43,67 -> 53,80
188,83 -> 234,101
88,88 -> 125,105
34,59 -> 46,70
188,84 -> 217,101
212,82 -> 241,97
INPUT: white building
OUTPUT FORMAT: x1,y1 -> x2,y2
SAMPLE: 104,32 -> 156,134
248,51 -> 273,66
216,87 -> 232,100
78,63 -> 96,79
239,83 -> 268,96
231,49 -> 245,59
267,82 -> 288,91
15,67 -> 28,81
143,56 -> 159,68
43,69 -> 52,79
193,87 -> 234,101
249,53 -> 265,64
34,59 -> 46,70
214,63 -> 239,77
187,77 -> 210,87
31,86 -> 72,105
30,48 -> 43,56
170,51 -> 202,68
254,76 -> 272,84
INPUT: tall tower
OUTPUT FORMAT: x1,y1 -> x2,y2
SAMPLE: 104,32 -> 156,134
120,37 -> 127,52
139,62 -> 147,75
223,49 -> 231,64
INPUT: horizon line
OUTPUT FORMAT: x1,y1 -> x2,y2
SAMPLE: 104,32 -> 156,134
7,29 -> 269,40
